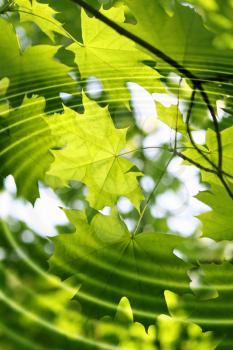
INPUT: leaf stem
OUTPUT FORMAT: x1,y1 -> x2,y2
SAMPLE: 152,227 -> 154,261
133,155 -> 174,236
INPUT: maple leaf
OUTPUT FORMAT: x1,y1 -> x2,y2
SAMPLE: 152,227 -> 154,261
123,0 -> 233,79
156,101 -> 187,133
0,17 -> 76,111
47,94 -> 144,210
176,262 -> 233,348
196,175 -> 233,242
0,95 -> 54,203
180,125 -> 233,241
49,209 -> 190,327
15,0 -> 69,41
68,6 -> 165,102
183,126 -> 233,178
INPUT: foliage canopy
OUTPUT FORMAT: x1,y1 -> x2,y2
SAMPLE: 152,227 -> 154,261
0,0 -> 233,349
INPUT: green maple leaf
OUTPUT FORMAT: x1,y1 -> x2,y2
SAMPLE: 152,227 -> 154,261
47,94 -> 144,210
0,95 -> 54,203
196,175 -> 233,242
123,0 -> 233,79
15,0 -> 69,41
156,101 -> 187,133
204,127 -> 233,178
68,6 -> 165,102
178,262 -> 233,349
182,126 -> 233,241
0,17 -> 75,111
182,126 -> 233,179
49,209 -> 190,327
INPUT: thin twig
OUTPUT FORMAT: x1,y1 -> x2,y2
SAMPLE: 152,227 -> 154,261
186,88 -> 217,170
185,88 -> 233,198
176,152 -> 233,199
133,155 -> 174,236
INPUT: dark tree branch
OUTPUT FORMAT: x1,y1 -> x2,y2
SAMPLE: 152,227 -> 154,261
186,88 -> 217,170
198,87 -> 222,171
185,89 -> 233,198
176,152 -> 233,199
175,152 -> 219,175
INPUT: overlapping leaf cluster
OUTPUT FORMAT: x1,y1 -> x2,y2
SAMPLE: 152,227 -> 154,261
0,0 -> 233,349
